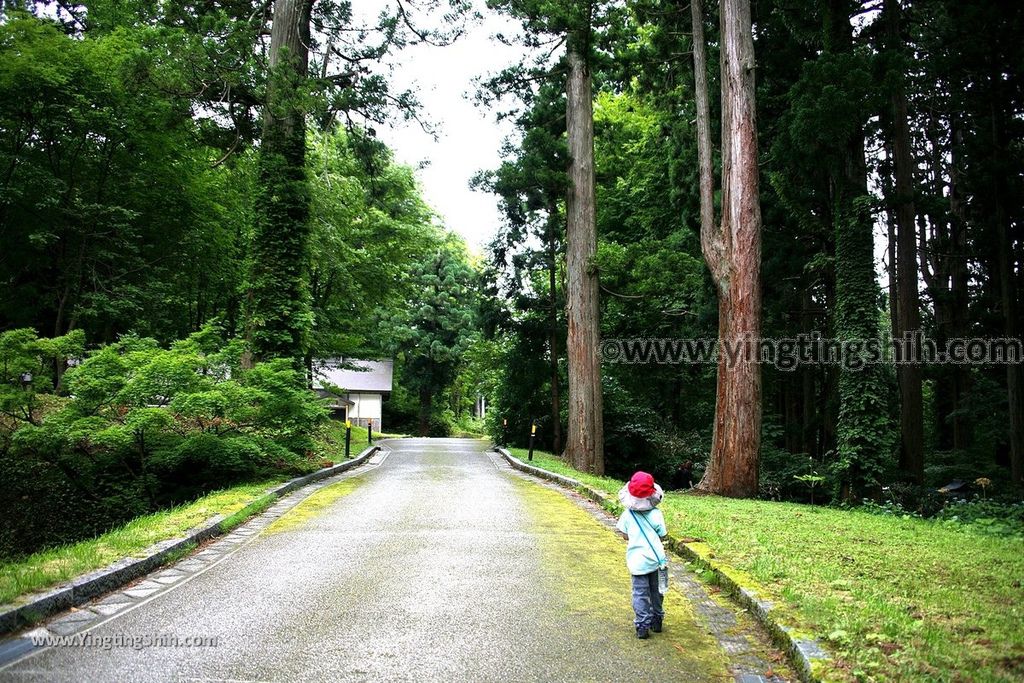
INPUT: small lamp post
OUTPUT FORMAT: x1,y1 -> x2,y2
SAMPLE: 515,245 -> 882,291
19,372 -> 32,389
502,418 -> 508,448
344,420 -> 352,459
528,422 -> 537,462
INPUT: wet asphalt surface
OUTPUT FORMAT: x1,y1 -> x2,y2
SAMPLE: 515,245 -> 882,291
0,438 -> 774,682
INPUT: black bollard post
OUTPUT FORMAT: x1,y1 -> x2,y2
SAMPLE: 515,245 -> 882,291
368,419 -> 373,445
528,422 -> 537,461
345,420 -> 352,459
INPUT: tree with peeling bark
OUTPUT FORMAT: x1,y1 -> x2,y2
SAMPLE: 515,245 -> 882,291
689,0 -> 763,497
563,11 -> 604,476
485,0 -> 607,474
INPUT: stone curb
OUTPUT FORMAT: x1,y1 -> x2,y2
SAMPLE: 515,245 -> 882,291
495,447 -> 831,683
0,445 -> 381,636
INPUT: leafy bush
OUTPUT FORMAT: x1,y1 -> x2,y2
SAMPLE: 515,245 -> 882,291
427,411 -> 453,437
932,498 -> 1024,538
0,328 -> 328,559
450,412 -> 485,437
858,496 -> 1024,539
856,498 -> 922,519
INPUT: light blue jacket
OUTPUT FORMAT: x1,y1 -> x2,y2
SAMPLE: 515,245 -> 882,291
616,508 -> 667,575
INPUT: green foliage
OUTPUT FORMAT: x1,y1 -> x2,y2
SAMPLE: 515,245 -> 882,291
380,237 -> 479,435
0,328 -> 328,558
0,328 -> 85,427
480,0 -> 1024,510
862,495 -> 1024,540
482,83 -> 717,476
483,324 -> 556,448
306,127 -> 438,362
0,7 -> 448,360
932,499 -> 1024,539
0,13 -> 248,342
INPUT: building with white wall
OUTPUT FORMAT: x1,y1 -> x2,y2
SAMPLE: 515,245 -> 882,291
312,359 -> 394,431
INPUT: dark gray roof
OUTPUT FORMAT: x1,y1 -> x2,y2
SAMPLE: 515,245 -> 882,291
312,358 -> 394,393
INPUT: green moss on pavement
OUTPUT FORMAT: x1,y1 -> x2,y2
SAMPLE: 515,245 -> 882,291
512,448 -> 1024,682
512,476 -> 735,680
265,477 -> 364,534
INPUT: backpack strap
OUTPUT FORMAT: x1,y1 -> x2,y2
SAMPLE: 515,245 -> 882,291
629,509 -> 665,565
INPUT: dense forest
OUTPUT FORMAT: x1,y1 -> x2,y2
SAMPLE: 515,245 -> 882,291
477,0 -> 1024,508
0,0 -> 480,556
1,0 -> 1022,557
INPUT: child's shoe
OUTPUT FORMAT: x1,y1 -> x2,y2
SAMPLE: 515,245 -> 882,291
636,626 -> 650,639
651,617 -> 663,633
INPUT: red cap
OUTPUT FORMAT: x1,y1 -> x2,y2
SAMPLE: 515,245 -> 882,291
627,471 -> 656,498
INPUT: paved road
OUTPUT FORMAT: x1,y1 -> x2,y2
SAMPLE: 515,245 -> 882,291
1,438 -> 779,682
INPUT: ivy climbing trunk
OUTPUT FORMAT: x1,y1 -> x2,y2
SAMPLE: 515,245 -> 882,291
245,0 -> 315,364
564,31 -> 604,475
827,0 -> 889,499
691,0 -> 762,498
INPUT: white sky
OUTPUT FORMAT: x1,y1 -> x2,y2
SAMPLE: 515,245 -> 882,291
353,2 -> 529,255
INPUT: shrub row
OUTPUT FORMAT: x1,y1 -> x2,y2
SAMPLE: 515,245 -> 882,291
0,328 -> 329,559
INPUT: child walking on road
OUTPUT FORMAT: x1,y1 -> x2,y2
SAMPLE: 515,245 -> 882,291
616,471 -> 668,640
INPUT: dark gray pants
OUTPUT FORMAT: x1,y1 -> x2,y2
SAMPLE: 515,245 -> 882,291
631,570 -> 664,629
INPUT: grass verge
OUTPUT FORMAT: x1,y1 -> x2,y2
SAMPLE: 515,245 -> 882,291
0,478 -> 284,606
509,448 -> 1024,683
318,420 -> 402,461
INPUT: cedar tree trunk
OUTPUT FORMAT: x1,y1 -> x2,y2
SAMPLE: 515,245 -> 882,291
564,34 -> 604,475
691,0 -> 763,497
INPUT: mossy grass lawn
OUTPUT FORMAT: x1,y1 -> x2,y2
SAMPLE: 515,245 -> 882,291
509,448 -> 1024,683
0,479 -> 286,606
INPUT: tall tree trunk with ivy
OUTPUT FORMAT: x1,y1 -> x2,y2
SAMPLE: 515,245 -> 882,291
690,0 -> 762,497
564,22 -> 604,475
245,0 -> 315,365
827,0 -> 890,499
